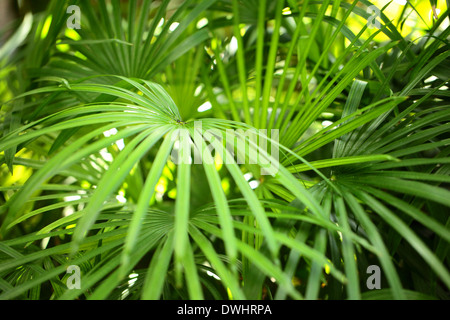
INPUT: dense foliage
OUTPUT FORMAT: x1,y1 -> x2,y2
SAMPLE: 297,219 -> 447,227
0,0 -> 449,300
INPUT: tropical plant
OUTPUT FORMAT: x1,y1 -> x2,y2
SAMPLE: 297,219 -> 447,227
0,0 -> 449,300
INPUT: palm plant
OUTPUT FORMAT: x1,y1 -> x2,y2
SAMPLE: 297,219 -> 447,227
0,0 -> 449,300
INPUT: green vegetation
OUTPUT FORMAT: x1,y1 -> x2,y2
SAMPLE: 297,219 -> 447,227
0,0 -> 449,300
